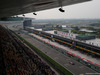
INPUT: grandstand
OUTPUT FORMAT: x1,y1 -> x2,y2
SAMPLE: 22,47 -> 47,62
0,25 -> 56,75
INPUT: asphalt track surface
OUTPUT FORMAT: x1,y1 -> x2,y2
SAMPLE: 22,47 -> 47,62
20,33 -> 98,75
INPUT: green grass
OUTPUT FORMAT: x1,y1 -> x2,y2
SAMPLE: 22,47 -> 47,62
15,33 -> 73,75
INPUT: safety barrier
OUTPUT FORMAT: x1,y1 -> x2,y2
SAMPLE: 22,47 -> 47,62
28,29 -> 100,56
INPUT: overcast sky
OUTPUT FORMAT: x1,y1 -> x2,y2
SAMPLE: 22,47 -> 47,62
20,0 -> 100,19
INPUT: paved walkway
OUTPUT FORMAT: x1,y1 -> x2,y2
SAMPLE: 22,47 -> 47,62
20,33 -> 97,75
